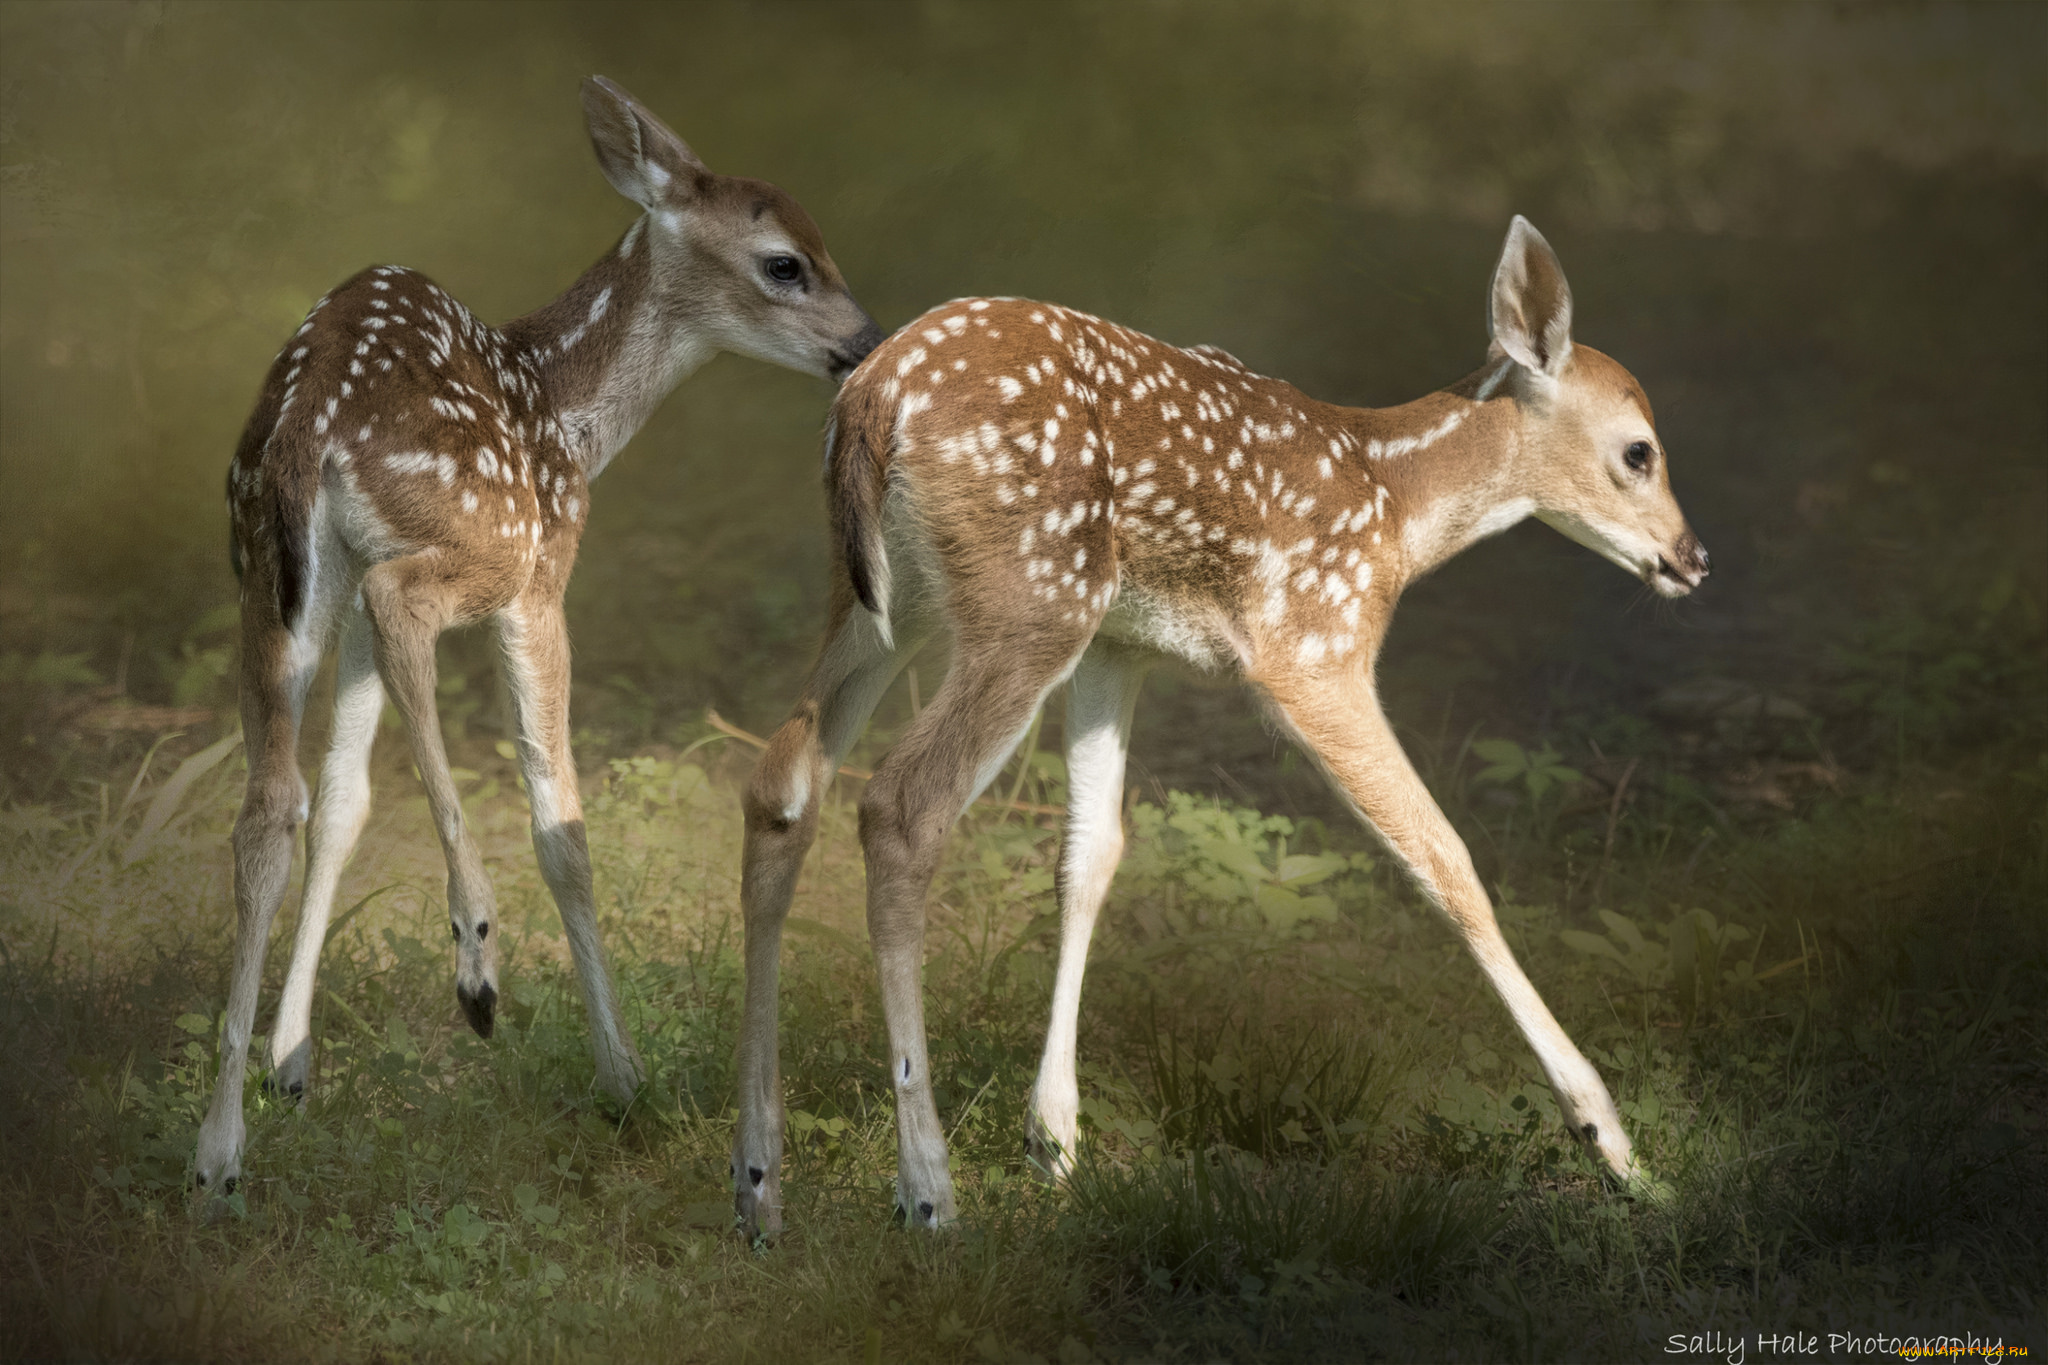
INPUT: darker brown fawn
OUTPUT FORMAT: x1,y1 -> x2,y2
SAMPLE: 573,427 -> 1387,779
732,217 -> 1707,1234
194,77 -> 882,1195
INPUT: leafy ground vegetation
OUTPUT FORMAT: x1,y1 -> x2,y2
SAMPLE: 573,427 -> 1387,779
2,557 -> 2043,1363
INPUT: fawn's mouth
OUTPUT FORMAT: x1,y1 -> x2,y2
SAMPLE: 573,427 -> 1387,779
1651,554 -> 1704,597
456,981 -> 497,1038
828,319 -> 887,382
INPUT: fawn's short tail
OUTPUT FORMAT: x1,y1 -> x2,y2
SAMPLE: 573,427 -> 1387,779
824,377 -> 899,646
227,404 -> 321,634
269,454 -> 316,631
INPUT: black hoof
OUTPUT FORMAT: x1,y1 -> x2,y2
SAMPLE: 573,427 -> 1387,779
456,981 -> 497,1038
259,1074 -> 305,1101
222,1175 -> 238,1195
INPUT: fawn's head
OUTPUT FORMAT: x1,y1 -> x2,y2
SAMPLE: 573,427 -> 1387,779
581,76 -> 883,381
1487,216 -> 1709,598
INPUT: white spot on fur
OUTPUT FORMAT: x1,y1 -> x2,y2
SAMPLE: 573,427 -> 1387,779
1367,409 -> 1465,460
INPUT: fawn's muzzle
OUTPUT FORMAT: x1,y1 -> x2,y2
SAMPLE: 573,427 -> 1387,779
456,981 -> 497,1039
1656,531 -> 1711,591
829,317 -> 887,381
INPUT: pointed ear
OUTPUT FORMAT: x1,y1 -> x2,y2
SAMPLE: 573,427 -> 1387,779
580,76 -> 708,210
1488,215 -> 1574,377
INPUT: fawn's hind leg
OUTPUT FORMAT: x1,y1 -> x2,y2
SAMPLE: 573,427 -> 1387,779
1026,639 -> 1147,1179
733,594 -> 927,1239
267,605 -> 383,1097
857,626 -> 1091,1228
195,580 -> 333,1193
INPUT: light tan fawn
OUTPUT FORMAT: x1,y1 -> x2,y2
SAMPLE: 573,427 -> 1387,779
731,216 -> 1708,1234
193,76 -> 882,1195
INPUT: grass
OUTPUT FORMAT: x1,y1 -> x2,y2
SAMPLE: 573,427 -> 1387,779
2,660 -> 2045,1361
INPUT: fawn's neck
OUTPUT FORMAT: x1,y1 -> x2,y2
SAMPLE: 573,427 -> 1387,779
503,215 -> 713,480
1341,358 -> 1536,586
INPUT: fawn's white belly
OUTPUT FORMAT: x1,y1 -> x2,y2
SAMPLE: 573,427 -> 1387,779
1097,580 -> 1241,672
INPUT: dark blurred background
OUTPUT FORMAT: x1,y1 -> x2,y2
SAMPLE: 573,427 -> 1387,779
3,0 -> 2043,817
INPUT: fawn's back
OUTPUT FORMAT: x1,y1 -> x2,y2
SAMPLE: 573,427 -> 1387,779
835,297 -> 1458,671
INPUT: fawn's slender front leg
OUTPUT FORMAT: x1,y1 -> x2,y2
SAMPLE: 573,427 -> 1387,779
360,555 -> 499,1035
1026,640 -> 1147,1179
1264,666 -> 1640,1182
267,605 -> 383,1098
499,593 -> 644,1103
734,601 -> 919,1239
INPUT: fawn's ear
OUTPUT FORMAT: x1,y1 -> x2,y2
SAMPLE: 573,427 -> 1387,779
1489,215 -> 1574,377
581,76 -> 707,210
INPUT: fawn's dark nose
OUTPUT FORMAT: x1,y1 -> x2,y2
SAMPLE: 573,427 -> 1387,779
457,981 -> 497,1039
830,316 -> 887,381
1655,530 -> 1710,592
1677,531 -> 1710,582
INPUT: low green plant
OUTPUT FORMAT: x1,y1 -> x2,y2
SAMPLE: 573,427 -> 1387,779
158,603 -> 238,708
1137,1012 -> 1388,1160
1114,792 -> 1375,938
0,648 -> 101,692
1471,737 -> 1584,806
1560,907 -> 1770,1029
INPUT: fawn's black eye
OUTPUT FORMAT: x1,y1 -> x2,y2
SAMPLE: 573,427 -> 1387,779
764,255 -> 802,284
1625,441 -> 1654,473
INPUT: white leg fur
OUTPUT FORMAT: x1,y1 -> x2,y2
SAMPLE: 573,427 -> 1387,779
1027,642 -> 1146,1178
267,606 -> 383,1096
